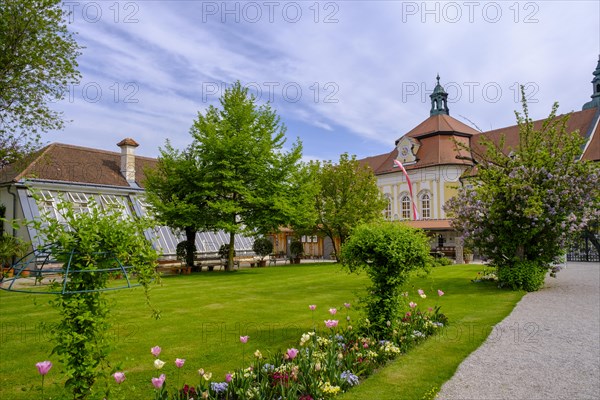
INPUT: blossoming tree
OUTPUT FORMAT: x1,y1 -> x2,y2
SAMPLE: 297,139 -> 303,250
445,98 -> 599,291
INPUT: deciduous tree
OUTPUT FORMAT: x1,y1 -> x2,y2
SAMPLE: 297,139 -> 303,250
0,0 -> 82,166
189,82 -> 315,270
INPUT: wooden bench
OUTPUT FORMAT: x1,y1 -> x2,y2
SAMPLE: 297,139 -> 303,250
195,256 -> 240,271
156,259 -> 187,275
268,254 -> 289,266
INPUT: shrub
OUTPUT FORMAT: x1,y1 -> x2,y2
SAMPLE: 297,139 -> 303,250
218,244 -> 235,259
252,237 -> 273,261
341,222 -> 431,337
0,233 -> 29,268
496,260 -> 547,292
290,240 -> 304,258
176,240 -> 196,262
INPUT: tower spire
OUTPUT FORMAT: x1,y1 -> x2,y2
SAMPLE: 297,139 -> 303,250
582,54 -> 600,110
430,75 -> 450,116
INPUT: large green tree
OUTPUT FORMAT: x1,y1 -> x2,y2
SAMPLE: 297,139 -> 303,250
144,142 -> 213,268
189,81 -> 315,270
307,153 -> 386,259
1,0 -> 82,166
445,99 -> 600,291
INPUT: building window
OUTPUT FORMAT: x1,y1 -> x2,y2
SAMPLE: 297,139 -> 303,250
401,195 -> 411,220
421,193 -> 431,219
384,195 -> 392,220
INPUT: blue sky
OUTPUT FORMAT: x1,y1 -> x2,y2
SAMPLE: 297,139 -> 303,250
48,0 -> 600,162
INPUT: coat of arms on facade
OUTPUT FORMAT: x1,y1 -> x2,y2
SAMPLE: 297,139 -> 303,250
395,136 -> 420,165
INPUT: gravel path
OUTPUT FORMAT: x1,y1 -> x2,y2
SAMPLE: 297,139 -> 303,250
437,262 -> 600,400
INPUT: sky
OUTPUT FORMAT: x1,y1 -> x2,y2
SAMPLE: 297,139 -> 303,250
47,0 -> 600,162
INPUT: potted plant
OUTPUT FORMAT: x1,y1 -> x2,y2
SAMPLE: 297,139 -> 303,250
289,240 -> 304,264
252,237 -> 273,267
463,247 -> 474,264
176,240 -> 196,274
0,233 -> 29,277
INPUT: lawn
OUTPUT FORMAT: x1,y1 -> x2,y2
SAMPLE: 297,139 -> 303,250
0,263 -> 524,399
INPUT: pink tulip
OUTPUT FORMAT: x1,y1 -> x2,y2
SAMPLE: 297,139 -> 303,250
225,373 -> 233,383
151,346 -> 161,357
324,319 -> 339,328
409,302 -> 417,308
329,308 -> 337,315
240,335 -> 249,344
175,358 -> 185,368
406,311 -> 412,317
35,361 -> 52,375
438,289 -> 445,296
286,348 -> 299,360
418,289 -> 426,298
309,304 -> 316,311
113,372 -> 126,384
151,374 -> 165,389
343,303 -> 351,309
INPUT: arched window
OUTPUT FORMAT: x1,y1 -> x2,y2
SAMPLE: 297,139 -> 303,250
421,193 -> 431,219
401,195 -> 411,220
384,195 -> 392,220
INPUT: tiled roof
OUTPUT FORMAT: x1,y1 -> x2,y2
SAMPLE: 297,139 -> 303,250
473,107 -> 600,162
0,142 -> 157,188
404,114 -> 479,139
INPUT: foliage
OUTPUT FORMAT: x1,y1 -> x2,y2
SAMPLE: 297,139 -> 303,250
445,96 -> 600,291
434,256 -> 453,267
341,222 -> 432,337
252,237 -> 273,261
304,153 -> 386,260
32,200 -> 159,399
176,240 -> 196,265
144,143 -> 212,267
290,240 -> 304,258
0,0 -> 82,166
189,81 -> 316,270
0,232 -> 28,268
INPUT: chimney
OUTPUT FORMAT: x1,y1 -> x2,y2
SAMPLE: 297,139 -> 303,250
117,138 -> 139,183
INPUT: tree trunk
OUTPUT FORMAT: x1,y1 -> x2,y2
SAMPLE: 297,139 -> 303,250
185,227 -> 196,268
227,231 -> 236,271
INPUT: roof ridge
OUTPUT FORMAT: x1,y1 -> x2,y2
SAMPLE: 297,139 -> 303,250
39,142 -> 157,160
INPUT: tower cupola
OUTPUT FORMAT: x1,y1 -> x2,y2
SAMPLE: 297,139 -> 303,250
430,74 -> 450,116
582,55 -> 600,110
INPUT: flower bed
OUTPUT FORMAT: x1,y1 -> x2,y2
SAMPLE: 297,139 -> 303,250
102,290 -> 447,400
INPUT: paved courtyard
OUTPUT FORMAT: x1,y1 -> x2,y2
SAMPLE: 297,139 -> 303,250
438,262 -> 600,400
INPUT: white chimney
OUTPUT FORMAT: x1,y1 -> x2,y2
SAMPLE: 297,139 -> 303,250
117,138 -> 139,182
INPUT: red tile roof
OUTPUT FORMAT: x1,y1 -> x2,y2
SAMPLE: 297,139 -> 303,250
0,143 -> 157,188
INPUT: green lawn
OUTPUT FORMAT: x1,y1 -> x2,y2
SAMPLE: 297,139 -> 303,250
0,263 -> 524,399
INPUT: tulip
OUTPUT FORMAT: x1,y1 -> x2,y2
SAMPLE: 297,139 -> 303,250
113,371 -> 126,384
198,368 -> 205,376
154,359 -> 165,369
409,302 -> 417,308
203,372 -> 212,381
240,335 -> 249,344
254,349 -> 263,359
151,374 -> 165,389
151,346 -> 161,357
418,289 -> 426,298
343,303 -> 351,309
225,373 -> 233,383
286,348 -> 299,360
175,358 -> 185,368
438,289 -> 445,296
309,304 -> 316,311
329,308 -> 337,315
325,319 -> 339,328
36,361 -> 52,376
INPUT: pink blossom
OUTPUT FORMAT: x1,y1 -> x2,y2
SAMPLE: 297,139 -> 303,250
175,358 -> 185,368
113,372 -> 126,384
438,289 -> 445,296
225,373 -> 233,383
151,346 -> 161,357
240,335 -> 249,344
409,302 -> 417,308
418,289 -> 426,298
329,308 -> 337,315
151,374 -> 165,389
35,361 -> 52,376
309,304 -> 316,311
324,319 -> 339,328
343,303 -> 351,309
406,312 -> 411,317
286,348 -> 299,360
